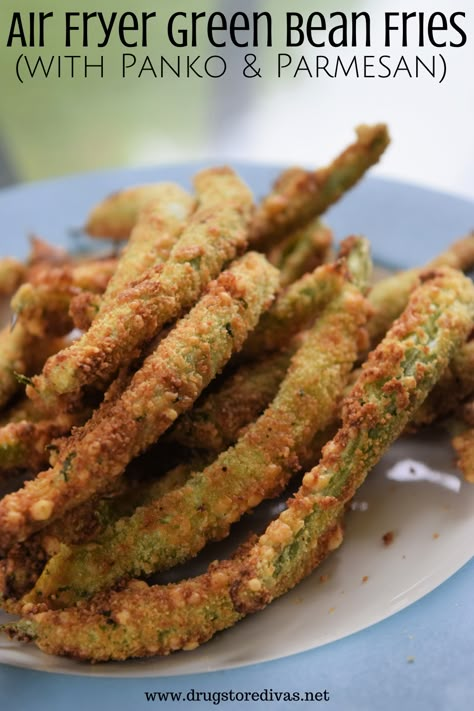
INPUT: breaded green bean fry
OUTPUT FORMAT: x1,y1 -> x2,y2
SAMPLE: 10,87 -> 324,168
410,338 -> 474,428
268,219 -> 333,287
32,168 -> 254,409
169,240 -> 370,454
7,267 -> 474,661
0,322 -> 73,411
428,231 -> 474,270
12,283 -> 74,338
100,184 -> 194,302
368,232 -> 474,345
85,183 -> 176,240
27,257 -> 369,607
242,236 -> 370,359
0,323 -> 36,409
0,258 -> 26,296
14,186 -> 190,339
168,348 -> 294,451
0,454 -> 210,607
249,124 -> 389,250
0,411 -> 88,474
0,252 -> 279,551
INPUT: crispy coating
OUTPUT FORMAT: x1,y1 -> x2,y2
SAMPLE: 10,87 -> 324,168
0,411 -> 88,474
410,337 -> 474,428
170,239 -> 370,452
0,325 -> 66,410
27,237 -> 69,270
451,428 -> 474,483
369,234 -> 474,428
27,273 -> 369,607
85,183 -> 178,240
0,454 -> 210,608
429,231 -> 474,271
249,124 -> 389,250
14,200 -> 199,337
12,283 -> 74,339
6,268 -> 473,661
0,539 -> 48,604
235,268 -> 474,608
32,168 -> 254,409
68,291 -> 100,331
100,184 -> 194,301
242,236 -> 371,359
368,270 -> 420,345
0,323 -> 37,409
268,219 -> 333,287
168,348 -> 294,451
3,329 -> 74,416
0,253 -> 279,551
11,258 -> 117,338
0,258 -> 26,297
368,232 -> 474,345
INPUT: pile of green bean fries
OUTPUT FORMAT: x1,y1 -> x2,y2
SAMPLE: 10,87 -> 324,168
1,124 -> 474,663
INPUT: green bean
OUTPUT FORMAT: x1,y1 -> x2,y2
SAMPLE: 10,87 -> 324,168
0,258 -> 26,296
369,233 -> 474,430
0,412 -> 88,474
249,124 -> 390,250
32,168 -> 254,410
242,235 -> 371,359
0,252 -> 279,552
10,258 -> 118,338
0,454 -> 210,608
0,323 -> 71,411
429,232 -> 474,270
85,183 -> 178,240
99,184 -> 194,301
368,232 -> 474,345
0,323 -> 36,409
168,348 -> 294,451
235,267 -> 474,609
26,260 -> 369,607
7,266 -> 473,661
268,219 -> 333,287
410,339 -> 474,428
12,284 -> 74,338
170,238 -> 370,452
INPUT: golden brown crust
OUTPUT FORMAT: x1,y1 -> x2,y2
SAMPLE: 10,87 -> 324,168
249,124 -> 389,250
452,428 -> 474,483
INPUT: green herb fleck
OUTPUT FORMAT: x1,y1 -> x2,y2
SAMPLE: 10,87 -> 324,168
60,451 -> 77,482
13,372 -> 34,388
188,256 -> 202,270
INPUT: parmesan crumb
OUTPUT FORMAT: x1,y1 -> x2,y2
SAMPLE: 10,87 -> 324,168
30,499 -> 54,521
247,578 -> 262,592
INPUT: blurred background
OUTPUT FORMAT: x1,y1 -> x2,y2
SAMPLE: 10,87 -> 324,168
0,0 -> 472,198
